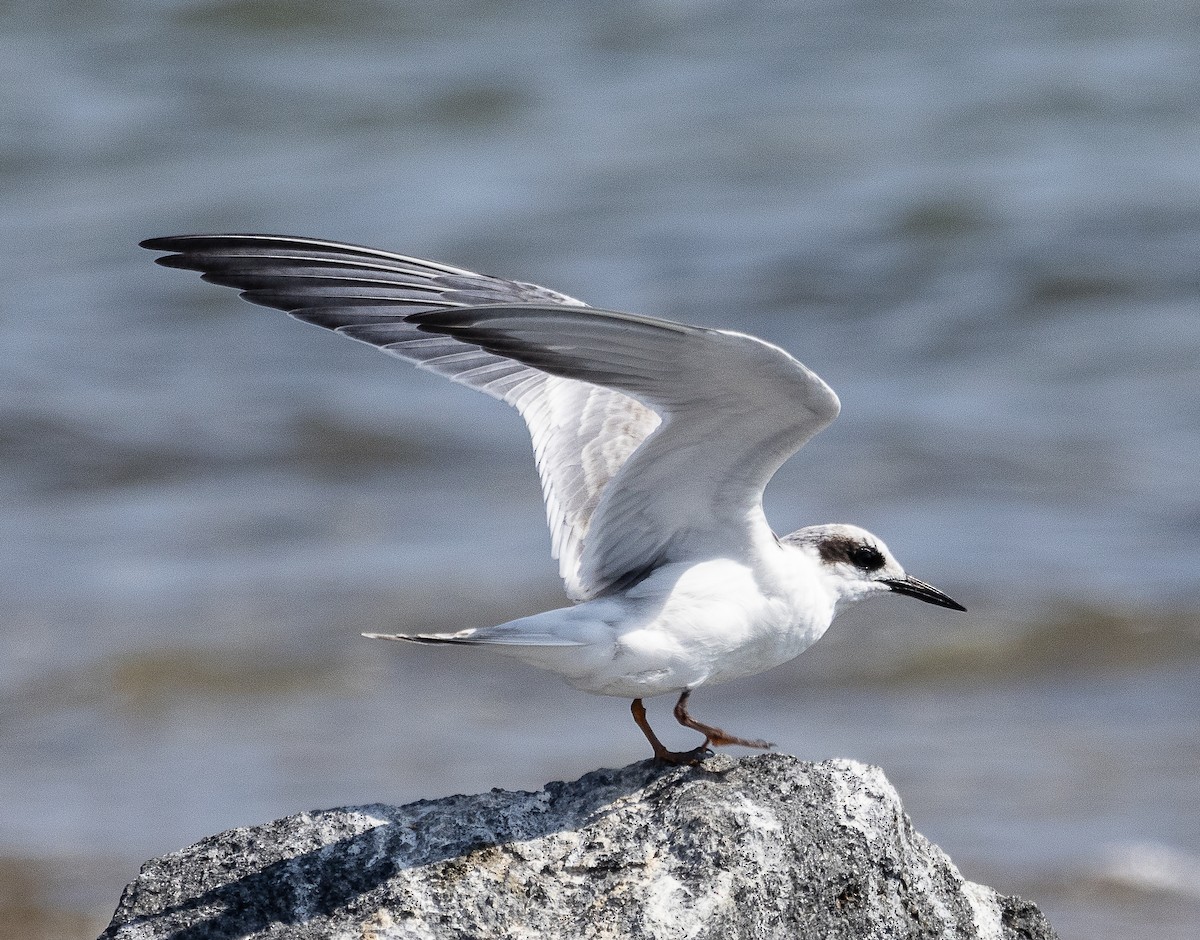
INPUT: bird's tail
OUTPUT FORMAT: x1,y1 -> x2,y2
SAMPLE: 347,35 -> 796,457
362,630 -> 482,646
362,625 -> 586,647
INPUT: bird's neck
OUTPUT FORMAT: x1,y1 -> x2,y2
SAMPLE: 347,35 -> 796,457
763,540 -> 839,628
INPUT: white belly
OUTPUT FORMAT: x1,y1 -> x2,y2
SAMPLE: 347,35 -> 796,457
495,557 -> 835,699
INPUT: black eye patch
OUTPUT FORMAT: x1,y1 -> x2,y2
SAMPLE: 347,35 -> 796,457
815,536 -> 887,571
846,544 -> 885,571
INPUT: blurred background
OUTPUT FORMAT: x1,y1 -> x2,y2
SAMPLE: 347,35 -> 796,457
3,1 -> 1199,937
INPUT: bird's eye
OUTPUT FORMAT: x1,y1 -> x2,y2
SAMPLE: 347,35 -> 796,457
847,545 -> 885,571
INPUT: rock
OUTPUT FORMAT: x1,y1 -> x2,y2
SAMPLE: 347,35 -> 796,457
100,754 -> 1056,940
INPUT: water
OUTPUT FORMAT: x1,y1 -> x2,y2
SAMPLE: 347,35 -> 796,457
3,2 -> 1199,937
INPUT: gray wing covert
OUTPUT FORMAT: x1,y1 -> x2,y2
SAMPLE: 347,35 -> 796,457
402,305 -> 842,591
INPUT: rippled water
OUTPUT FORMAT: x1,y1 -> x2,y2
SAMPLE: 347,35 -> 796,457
3,2 -> 1199,937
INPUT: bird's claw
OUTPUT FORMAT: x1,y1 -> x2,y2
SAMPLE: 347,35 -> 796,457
653,745 -> 714,766
703,733 -> 774,751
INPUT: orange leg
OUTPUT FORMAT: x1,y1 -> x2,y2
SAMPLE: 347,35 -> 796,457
673,690 -> 774,750
630,698 -> 711,765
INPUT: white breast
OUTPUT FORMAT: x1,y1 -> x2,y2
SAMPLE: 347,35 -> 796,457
563,553 -> 836,698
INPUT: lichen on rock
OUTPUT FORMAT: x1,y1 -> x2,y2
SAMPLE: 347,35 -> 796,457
100,754 -> 1057,940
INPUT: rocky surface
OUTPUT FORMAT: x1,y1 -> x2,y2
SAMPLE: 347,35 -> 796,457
100,754 -> 1056,939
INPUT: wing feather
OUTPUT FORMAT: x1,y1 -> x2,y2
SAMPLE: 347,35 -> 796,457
405,305 -> 841,589
141,234 -> 660,599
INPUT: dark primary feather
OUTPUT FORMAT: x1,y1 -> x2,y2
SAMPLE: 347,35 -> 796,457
141,234 -> 579,322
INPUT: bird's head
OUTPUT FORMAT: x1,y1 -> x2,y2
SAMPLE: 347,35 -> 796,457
782,523 -> 965,613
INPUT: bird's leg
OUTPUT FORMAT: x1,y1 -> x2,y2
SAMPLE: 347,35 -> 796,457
672,690 -> 774,750
631,698 -> 711,765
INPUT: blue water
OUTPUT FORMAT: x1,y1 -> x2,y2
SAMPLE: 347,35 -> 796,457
3,2 -> 1199,937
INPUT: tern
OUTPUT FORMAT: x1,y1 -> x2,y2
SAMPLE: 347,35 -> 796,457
142,234 -> 965,764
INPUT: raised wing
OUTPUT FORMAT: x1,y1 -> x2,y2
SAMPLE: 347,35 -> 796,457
402,305 -> 841,591
141,234 -> 840,599
141,234 -> 658,600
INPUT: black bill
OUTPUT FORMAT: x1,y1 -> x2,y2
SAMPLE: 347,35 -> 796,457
883,576 -> 966,611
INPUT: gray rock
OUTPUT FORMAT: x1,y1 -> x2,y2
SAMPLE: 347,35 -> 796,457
100,754 -> 1057,940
